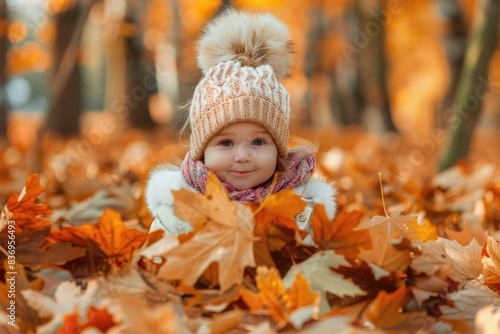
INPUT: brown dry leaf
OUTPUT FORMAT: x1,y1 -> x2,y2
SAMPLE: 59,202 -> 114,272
482,236 -> 500,288
331,260 -> 400,303
247,189 -> 307,232
412,238 -> 482,288
439,282 -> 500,330
239,266 -> 319,329
0,262 -> 43,332
364,286 -> 413,329
284,251 -> 365,316
311,208 -> 371,256
4,174 -> 52,232
0,226 -> 85,269
354,211 -> 438,243
445,220 -> 487,247
359,234 -> 414,273
159,173 -> 257,291
49,209 -> 162,265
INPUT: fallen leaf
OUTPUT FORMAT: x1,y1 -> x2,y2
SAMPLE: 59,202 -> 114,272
4,174 -> 52,232
354,211 -> 437,243
57,306 -> 117,333
445,220 -> 487,247
284,251 -> 365,316
247,189 -> 307,232
365,286 -> 413,329
159,174 -> 257,291
239,266 -> 319,329
49,209 -> 162,266
0,226 -> 86,269
482,236 -> 500,289
359,233 -> 414,273
439,282 -> 500,329
331,260 -> 400,304
311,208 -> 371,256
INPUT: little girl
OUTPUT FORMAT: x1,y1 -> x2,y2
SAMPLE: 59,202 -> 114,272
146,10 -> 337,243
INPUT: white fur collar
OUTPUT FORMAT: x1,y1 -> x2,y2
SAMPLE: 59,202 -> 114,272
146,166 -> 337,220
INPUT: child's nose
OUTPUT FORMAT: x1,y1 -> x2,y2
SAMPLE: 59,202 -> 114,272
234,146 -> 251,162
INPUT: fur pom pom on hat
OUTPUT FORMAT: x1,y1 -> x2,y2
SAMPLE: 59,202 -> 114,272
189,9 -> 294,160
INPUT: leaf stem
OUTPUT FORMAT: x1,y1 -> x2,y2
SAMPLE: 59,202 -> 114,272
378,172 -> 389,217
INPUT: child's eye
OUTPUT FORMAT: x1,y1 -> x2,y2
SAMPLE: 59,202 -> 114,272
252,138 -> 265,146
219,140 -> 233,146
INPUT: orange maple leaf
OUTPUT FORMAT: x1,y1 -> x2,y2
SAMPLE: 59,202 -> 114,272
57,306 -> 117,334
159,173 -> 257,291
4,174 -> 51,232
247,189 -> 307,232
50,209 -> 162,265
365,285 -> 413,329
311,208 -> 372,256
239,266 -> 319,327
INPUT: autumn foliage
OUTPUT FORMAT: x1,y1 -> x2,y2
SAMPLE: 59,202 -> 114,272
1,145 -> 500,334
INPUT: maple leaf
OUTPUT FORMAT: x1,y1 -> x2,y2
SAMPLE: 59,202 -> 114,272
359,234 -> 414,273
411,238 -> 482,289
438,281 -> 500,330
49,209 -> 162,266
482,236 -> 500,288
311,208 -> 371,256
331,260 -> 400,304
248,190 -> 309,268
284,251 -> 366,316
355,174 -> 437,243
158,173 -> 257,292
239,266 -> 319,329
364,286 -> 413,330
0,226 -> 86,270
247,189 -> 307,232
445,220 -> 487,247
57,306 -> 117,333
354,212 -> 437,243
3,174 -> 51,233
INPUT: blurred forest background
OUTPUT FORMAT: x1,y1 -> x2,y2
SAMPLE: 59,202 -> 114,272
0,0 -> 499,207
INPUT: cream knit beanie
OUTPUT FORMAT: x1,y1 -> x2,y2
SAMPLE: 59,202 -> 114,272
189,10 -> 294,160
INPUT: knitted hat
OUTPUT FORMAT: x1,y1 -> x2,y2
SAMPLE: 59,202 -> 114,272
189,10 -> 294,160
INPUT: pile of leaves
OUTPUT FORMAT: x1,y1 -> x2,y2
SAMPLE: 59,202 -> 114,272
1,130 -> 500,333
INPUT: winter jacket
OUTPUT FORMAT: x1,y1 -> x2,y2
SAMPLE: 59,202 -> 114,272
145,165 -> 337,244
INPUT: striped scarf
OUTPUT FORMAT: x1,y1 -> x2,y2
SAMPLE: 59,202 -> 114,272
180,146 -> 315,204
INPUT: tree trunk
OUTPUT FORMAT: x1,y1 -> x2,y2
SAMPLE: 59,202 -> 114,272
436,0 -> 467,129
0,0 -> 8,141
44,3 -> 88,137
356,0 -> 397,133
438,0 -> 499,171
123,0 -> 157,130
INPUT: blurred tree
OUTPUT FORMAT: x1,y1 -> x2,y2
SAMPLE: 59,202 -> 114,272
436,0 -> 467,129
0,0 -> 8,141
43,1 -> 90,137
122,0 -> 156,129
439,0 -> 499,171
354,0 -> 396,132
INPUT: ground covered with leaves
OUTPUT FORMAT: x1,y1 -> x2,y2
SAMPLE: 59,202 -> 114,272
1,126 -> 500,333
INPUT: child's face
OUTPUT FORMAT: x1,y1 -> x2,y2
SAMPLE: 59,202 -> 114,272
204,122 -> 278,190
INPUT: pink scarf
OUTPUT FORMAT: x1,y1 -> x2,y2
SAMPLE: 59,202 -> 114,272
180,146 -> 315,204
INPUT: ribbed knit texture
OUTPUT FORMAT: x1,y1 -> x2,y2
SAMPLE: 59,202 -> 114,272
189,60 -> 290,160
181,146 -> 315,204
